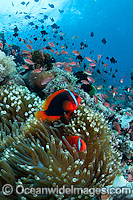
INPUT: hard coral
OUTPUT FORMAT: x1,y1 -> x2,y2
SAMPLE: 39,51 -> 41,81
0,50 -> 16,82
0,103 -> 121,199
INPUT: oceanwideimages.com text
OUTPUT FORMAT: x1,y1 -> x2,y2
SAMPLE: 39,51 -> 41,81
2,184 -> 132,197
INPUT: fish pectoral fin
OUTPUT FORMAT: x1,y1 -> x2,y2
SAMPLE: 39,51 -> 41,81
64,111 -> 73,119
35,111 -> 47,121
62,100 -> 74,111
47,115 -> 61,121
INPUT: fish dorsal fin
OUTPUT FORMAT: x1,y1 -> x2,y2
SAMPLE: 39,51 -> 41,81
42,89 -> 66,111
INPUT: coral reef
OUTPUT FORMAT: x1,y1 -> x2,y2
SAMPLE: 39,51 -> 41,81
42,67 -> 78,97
22,67 -> 78,98
0,102 -> 121,199
0,50 -> 16,82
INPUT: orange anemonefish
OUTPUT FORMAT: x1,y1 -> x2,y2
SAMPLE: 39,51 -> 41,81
35,89 -> 81,121
66,136 -> 86,152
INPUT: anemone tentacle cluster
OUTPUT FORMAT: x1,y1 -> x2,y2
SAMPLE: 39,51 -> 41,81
0,94 -> 121,199
0,84 -> 42,136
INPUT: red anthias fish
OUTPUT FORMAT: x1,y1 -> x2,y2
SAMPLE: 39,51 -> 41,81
66,136 -> 87,152
35,89 -> 81,121
113,121 -> 121,134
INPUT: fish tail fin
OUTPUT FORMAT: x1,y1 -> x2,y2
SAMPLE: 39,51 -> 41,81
35,111 -> 47,121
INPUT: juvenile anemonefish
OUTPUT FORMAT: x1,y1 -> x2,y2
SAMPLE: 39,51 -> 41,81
35,89 -> 81,121
66,136 -> 86,152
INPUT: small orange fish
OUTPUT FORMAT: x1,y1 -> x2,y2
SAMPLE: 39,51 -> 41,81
72,36 -> 78,39
120,79 -> 123,83
85,69 -> 92,75
54,62 -> 64,67
85,57 -> 92,62
72,50 -> 80,56
64,66 -> 72,72
22,65 -> 29,69
24,59 -> 34,65
98,54 -> 102,60
104,64 -> 108,68
89,63 -> 96,67
43,47 -> 47,50
21,50 -> 31,55
127,174 -> 132,182
81,80 -> 90,85
50,49 -> 54,53
93,95 -> 98,104
60,46 -> 65,49
35,90 -> 81,122
68,61 -> 76,66
110,105 -> 114,112
103,102 -> 110,108
28,39 -> 32,44
91,60 -> 97,64
102,94 -> 109,99
113,121 -> 121,134
76,62 -> 80,67
55,50 -> 59,55
12,49 -> 17,56
97,85 -> 103,90
0,42 -> 3,49
61,50 -> 68,54
128,96 -> 132,101
18,37 -> 23,41
48,42 -> 55,47
33,69 -> 42,73
125,112 -> 131,116
23,39 -> 26,44
65,136 -> 86,152
59,32 -> 65,36
41,50 -> 45,60
87,76 -> 95,83
26,44 -> 33,50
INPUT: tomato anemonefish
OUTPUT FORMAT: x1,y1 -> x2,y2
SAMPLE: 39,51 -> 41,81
35,89 -> 81,121
66,136 -> 86,152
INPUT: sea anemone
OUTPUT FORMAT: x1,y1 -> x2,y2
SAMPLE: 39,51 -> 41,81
0,103 -> 121,200
0,84 -> 42,135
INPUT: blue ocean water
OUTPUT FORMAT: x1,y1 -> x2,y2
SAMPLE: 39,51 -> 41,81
0,0 -> 133,86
